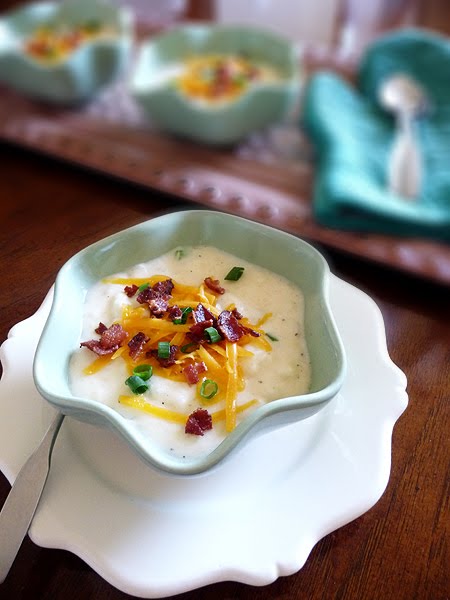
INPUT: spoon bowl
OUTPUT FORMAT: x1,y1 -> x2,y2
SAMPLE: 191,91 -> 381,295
379,73 -> 428,115
378,73 -> 429,199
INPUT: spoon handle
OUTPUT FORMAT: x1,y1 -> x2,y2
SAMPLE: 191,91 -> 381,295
388,113 -> 422,199
0,412 -> 64,583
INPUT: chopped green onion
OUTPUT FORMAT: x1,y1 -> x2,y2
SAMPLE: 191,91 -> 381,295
175,248 -> 185,260
200,66 -> 214,82
158,341 -> 171,359
83,19 -> 101,33
173,306 -> 193,325
266,333 -> 279,342
181,342 -> 199,353
224,266 -> 245,281
204,327 -> 221,343
125,375 -> 149,395
232,73 -> 247,86
132,364 -> 153,381
200,379 -> 218,400
137,282 -> 150,293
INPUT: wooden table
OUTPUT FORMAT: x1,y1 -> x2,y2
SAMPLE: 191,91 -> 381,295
1,133 -> 449,600
0,0 -> 449,595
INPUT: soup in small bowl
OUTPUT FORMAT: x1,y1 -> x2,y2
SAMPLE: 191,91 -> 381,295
33,211 -> 346,475
0,0 -> 133,104
130,25 -> 301,145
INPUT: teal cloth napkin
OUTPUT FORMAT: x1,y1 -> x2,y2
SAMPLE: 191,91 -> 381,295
302,28 -> 450,241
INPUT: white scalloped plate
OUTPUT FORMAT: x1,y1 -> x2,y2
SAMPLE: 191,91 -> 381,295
0,275 -> 407,598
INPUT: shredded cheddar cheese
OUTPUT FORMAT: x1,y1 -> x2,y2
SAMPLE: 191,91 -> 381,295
83,275 -> 272,433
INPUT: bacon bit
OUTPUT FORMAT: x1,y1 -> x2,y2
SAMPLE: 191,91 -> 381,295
217,310 -> 245,342
211,62 -> 234,97
128,331 -> 149,359
167,305 -> 182,320
81,323 -> 127,355
99,323 -> 127,349
193,303 -> 215,323
204,277 -> 225,295
148,344 -> 179,367
136,286 -> 152,304
95,322 -> 108,335
80,340 -> 113,355
187,319 -> 214,343
147,295 -> 169,318
136,287 -> 168,317
124,284 -> 139,297
242,325 -> 260,338
153,279 -> 174,296
185,408 -> 213,435
137,280 -> 174,317
231,308 -> 243,320
183,361 -> 207,385
246,65 -> 260,80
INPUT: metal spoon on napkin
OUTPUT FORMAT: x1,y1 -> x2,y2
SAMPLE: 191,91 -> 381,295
0,413 -> 64,583
379,73 -> 428,200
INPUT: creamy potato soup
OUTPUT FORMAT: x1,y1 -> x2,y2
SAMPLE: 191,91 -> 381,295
146,54 -> 283,107
70,246 -> 310,458
24,21 -> 117,63
173,54 -> 282,105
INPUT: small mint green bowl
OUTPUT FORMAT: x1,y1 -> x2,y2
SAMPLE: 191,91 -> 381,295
33,211 -> 346,475
129,24 -> 301,145
0,0 -> 133,105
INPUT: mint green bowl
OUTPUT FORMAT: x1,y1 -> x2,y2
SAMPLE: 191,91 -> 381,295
0,0 -> 133,105
129,24 -> 301,145
33,211 -> 346,475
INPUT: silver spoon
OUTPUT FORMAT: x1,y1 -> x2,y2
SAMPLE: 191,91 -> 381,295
0,413 -> 65,583
378,73 -> 428,200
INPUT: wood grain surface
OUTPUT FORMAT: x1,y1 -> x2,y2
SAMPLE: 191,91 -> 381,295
0,141 -> 449,600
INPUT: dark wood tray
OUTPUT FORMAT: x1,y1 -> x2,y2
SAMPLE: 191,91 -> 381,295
1,53 -> 449,286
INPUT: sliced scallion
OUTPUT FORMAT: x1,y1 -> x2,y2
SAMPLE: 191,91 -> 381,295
158,341 -> 171,359
266,333 -> 279,342
173,306 -> 193,325
175,248 -> 185,260
224,266 -> 244,281
137,282 -> 150,293
234,74 -> 246,85
204,326 -> 221,343
83,19 -> 101,33
200,379 -> 218,400
125,375 -> 149,395
132,363 -> 153,381
181,342 -> 199,354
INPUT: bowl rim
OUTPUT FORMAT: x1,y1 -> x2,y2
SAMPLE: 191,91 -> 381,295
136,21 -> 300,57
33,210 -> 346,476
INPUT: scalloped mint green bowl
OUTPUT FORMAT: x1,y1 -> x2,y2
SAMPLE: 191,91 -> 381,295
129,24 -> 301,145
33,210 -> 346,476
0,0 -> 133,105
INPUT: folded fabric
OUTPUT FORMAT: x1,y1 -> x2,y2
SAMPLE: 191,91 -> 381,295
302,28 -> 450,241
